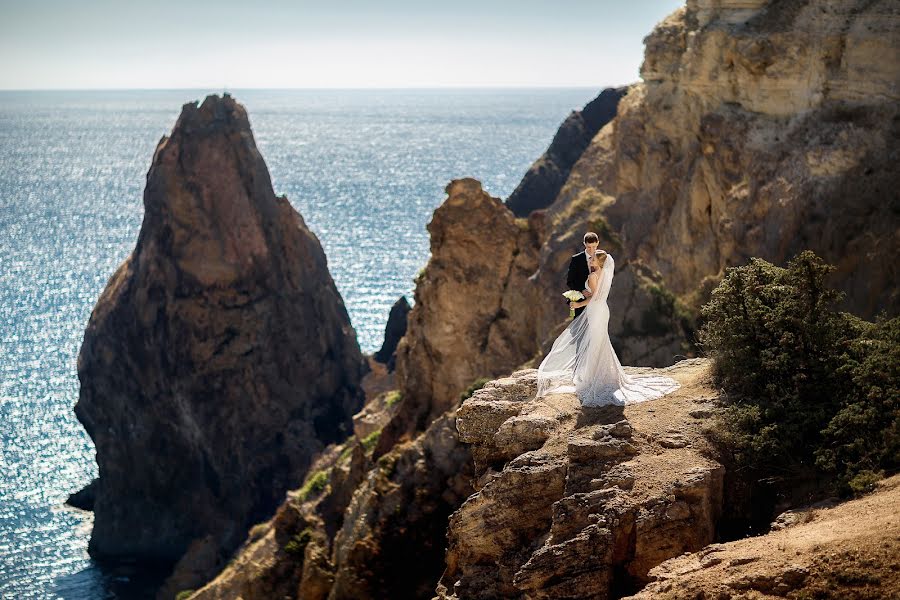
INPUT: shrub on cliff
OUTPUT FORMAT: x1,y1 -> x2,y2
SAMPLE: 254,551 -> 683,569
699,250 -> 898,496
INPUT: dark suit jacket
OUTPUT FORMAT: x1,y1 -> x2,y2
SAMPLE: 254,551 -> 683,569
566,251 -> 590,318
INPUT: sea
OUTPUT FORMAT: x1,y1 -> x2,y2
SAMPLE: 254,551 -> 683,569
0,87 -> 599,598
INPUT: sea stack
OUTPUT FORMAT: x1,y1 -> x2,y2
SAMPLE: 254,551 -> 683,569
74,94 -> 366,565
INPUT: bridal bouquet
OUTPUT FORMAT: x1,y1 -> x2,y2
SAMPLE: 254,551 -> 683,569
562,290 -> 585,318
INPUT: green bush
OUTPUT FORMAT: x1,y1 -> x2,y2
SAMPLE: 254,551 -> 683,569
361,428 -> 381,453
699,250 -> 898,496
815,316 -> 899,491
297,469 -> 329,500
338,443 -> 355,463
460,377 -> 491,401
384,390 -> 403,407
175,591 -> 195,600
284,527 -> 313,556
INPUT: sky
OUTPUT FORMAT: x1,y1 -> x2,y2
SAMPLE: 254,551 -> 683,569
0,0 -> 684,90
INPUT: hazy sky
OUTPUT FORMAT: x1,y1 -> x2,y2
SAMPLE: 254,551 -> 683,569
0,0 -> 683,89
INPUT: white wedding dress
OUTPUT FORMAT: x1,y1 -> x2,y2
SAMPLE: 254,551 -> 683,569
535,254 -> 681,406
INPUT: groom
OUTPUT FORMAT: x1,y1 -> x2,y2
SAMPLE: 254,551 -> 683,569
566,232 -> 599,319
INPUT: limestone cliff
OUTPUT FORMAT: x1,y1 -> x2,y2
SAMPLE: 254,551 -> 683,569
74,94 -> 366,576
436,359 -> 724,599
544,0 -> 899,319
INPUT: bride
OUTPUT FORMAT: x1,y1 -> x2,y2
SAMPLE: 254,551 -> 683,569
535,250 -> 680,406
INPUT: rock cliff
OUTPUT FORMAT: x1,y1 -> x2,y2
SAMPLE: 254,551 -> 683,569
543,0 -> 899,319
375,178 -> 543,455
187,404 -> 473,600
436,359 -> 724,599
74,94 -> 366,576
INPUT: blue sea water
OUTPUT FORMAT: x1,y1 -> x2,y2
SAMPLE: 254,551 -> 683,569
0,87 -> 598,598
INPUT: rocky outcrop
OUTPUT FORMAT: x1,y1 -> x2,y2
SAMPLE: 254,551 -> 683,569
543,0 -> 900,319
626,474 -> 900,599
189,405 -> 474,600
436,359 -> 725,599
375,179 -> 543,455
74,94 -> 366,578
373,295 -> 410,371
505,87 -> 627,217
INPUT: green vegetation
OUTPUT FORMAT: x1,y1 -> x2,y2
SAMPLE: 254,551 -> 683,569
175,591 -> 196,600
384,390 -> 403,407
338,442 -> 356,464
297,469 -> 330,501
361,429 -> 382,453
699,251 -> 898,497
284,527 -> 313,556
460,377 -> 492,401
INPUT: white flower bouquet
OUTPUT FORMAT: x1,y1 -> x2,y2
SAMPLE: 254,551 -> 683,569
562,290 -> 585,318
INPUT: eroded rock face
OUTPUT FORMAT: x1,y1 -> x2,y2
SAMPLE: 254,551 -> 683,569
189,408 -> 474,600
74,94 -> 366,567
377,178 -> 542,455
547,0 -> 900,319
505,87 -> 627,217
436,359 -> 725,600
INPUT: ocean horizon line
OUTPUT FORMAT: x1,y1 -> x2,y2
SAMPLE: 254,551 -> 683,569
0,84 -> 624,93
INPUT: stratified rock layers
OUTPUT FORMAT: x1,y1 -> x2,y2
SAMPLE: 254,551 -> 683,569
544,0 -> 899,319
75,94 -> 366,563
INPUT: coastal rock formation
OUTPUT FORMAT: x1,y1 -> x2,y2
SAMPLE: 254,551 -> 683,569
625,474 -> 900,599
188,406 -> 474,600
375,179 -> 542,455
373,295 -> 410,371
436,359 -> 725,599
505,87 -> 627,217
543,0 -> 900,319
74,94 -> 366,574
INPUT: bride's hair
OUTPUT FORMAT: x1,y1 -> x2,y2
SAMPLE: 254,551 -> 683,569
592,249 -> 608,271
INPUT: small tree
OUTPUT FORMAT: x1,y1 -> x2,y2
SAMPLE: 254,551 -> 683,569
699,250 -> 897,495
